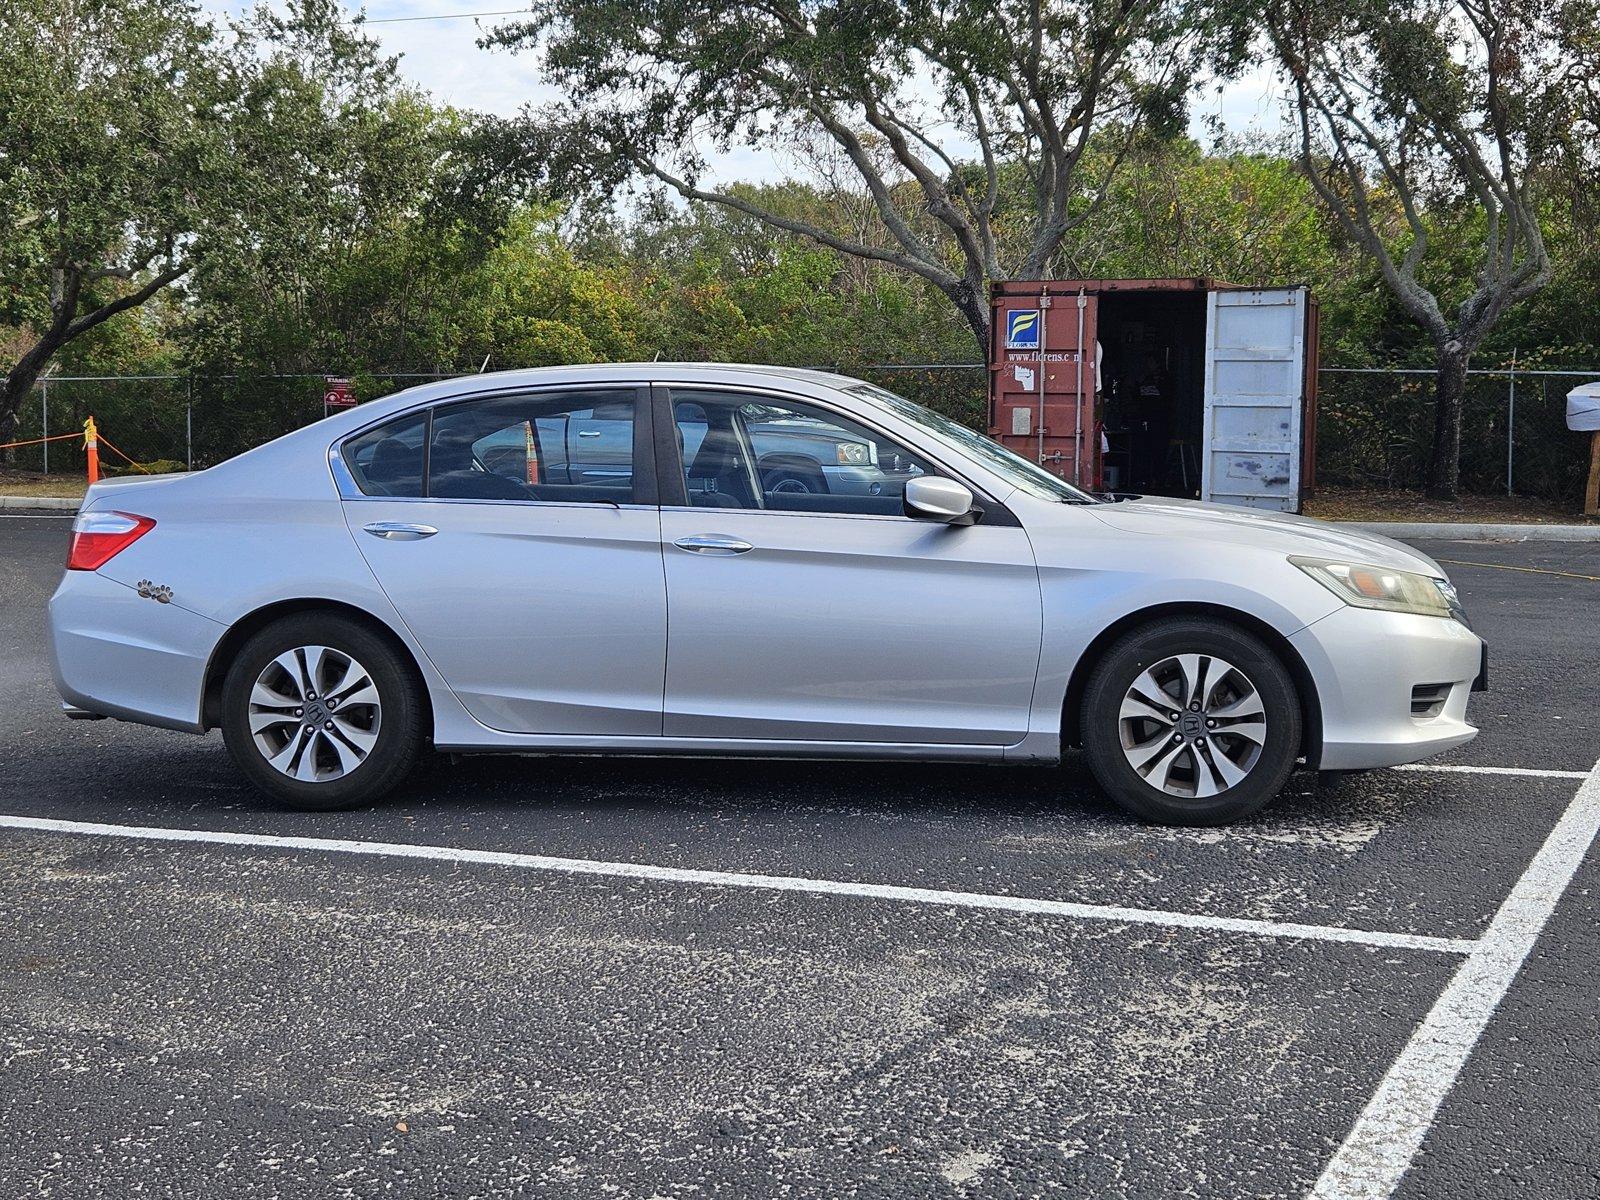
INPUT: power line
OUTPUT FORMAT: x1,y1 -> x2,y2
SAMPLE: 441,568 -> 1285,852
364,8 -> 527,23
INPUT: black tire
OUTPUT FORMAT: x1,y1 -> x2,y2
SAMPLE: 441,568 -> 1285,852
1079,618 -> 1302,826
221,612 -> 424,810
762,466 -> 827,495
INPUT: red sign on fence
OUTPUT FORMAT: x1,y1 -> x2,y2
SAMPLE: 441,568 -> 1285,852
323,377 -> 356,409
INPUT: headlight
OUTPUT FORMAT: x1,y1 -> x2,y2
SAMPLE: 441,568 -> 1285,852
1290,557 -> 1457,619
835,441 -> 875,466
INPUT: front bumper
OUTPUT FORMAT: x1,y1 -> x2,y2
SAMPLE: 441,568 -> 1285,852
1290,606 -> 1484,771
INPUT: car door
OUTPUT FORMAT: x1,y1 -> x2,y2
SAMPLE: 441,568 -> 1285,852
1200,286 -> 1309,511
655,385 -> 1043,745
339,385 -> 667,736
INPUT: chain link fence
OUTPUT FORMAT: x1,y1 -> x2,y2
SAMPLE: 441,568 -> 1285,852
1314,367 -> 1600,500
5,364 -> 1598,501
2,373 -> 453,477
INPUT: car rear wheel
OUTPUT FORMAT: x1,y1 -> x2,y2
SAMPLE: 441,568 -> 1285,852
762,467 -> 826,495
221,613 -> 423,810
1080,618 -> 1301,825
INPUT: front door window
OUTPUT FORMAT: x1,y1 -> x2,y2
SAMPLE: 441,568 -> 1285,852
670,390 -> 937,516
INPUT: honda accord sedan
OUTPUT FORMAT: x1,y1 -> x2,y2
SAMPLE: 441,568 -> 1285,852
49,365 -> 1485,825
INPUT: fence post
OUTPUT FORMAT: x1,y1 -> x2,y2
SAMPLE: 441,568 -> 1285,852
1505,348 -> 1517,496
41,381 -> 49,475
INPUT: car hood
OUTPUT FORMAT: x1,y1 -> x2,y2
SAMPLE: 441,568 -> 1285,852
1082,495 -> 1444,576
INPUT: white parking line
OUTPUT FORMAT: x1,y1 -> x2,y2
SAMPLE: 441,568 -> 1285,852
1313,753 -> 1600,1199
0,813 -> 1477,955
1393,763 -> 1589,780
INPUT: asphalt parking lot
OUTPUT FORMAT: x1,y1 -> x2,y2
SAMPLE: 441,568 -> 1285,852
2,512 -> 1597,1199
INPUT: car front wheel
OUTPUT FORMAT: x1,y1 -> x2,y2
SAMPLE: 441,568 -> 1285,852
1080,618 -> 1302,825
221,613 -> 423,810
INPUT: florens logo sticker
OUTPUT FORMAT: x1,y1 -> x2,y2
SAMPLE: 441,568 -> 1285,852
1006,309 -> 1040,350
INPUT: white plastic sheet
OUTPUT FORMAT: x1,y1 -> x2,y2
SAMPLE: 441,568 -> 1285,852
1567,381 -> 1600,431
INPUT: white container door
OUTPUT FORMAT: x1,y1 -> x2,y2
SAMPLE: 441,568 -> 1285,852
1201,287 -> 1307,511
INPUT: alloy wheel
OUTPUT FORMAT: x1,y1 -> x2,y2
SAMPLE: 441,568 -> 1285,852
248,645 -> 382,783
1117,654 -> 1267,798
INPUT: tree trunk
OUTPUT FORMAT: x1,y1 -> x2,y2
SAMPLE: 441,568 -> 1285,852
945,275 -> 990,365
1426,341 -> 1468,501
0,358 -> 49,448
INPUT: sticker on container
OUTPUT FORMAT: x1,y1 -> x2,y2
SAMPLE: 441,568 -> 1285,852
1005,309 -> 1041,350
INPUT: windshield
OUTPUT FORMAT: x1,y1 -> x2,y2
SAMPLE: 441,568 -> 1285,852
845,383 -> 1099,503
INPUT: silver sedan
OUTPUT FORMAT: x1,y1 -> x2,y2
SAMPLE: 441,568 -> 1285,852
49,365 -> 1485,825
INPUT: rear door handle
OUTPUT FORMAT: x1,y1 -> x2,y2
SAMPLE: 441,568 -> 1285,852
674,534 -> 754,555
363,521 -> 438,541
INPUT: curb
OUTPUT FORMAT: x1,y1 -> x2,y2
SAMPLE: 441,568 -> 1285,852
1339,521 -> 1600,541
0,496 -> 80,512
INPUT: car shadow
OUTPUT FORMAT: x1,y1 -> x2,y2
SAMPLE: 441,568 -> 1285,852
8,715 -> 1368,838
397,748 -> 1113,821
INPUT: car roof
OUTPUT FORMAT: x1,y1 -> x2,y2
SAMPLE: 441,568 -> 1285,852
435,362 -> 867,390
198,360 -> 1026,506
303,363 -> 880,437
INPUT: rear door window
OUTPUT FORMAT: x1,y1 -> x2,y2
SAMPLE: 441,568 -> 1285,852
429,390 -> 639,503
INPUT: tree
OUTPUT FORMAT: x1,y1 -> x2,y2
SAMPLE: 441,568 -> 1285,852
0,0 -> 474,444
483,0 -> 1208,359
1262,0 -> 1587,498
0,0 -> 232,443
185,2 -> 469,376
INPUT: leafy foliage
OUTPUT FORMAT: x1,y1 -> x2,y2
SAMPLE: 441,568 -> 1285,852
1260,0 -> 1594,495
482,0 -> 1215,352
5,0 -> 1598,500
0,0 -> 232,433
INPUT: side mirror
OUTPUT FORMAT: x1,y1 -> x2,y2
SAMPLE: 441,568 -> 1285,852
903,476 -> 981,526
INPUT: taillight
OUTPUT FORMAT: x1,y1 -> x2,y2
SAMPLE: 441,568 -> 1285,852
67,510 -> 155,571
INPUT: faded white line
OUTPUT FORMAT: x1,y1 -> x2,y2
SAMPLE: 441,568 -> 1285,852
1393,763 -> 1588,780
0,813 -> 1476,956
1313,753 -> 1600,1199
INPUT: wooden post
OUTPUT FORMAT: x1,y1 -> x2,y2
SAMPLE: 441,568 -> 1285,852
1585,429 -> 1600,518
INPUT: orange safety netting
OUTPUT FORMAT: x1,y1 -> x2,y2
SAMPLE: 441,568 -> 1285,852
2,421 -> 159,476
0,431 -> 81,451
95,434 -> 153,474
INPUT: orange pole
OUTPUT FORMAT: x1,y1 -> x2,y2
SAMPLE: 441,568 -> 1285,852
83,416 -> 99,484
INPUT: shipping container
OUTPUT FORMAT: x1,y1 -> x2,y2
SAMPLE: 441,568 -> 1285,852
989,278 -> 1320,512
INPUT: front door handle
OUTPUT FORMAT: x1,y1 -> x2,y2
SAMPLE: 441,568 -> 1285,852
674,534 -> 754,555
363,521 -> 438,541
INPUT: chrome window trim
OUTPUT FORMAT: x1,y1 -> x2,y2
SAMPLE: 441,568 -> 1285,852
328,442 -> 363,500
337,492 -> 658,514
331,381 -> 650,507
334,379 -> 648,447
332,374 -> 1016,520
658,381 -> 1013,522
659,503 -> 956,526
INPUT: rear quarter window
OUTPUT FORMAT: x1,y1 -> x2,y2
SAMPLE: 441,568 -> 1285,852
343,412 -> 428,497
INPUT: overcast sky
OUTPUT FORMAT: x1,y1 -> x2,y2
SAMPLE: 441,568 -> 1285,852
203,1 -> 1289,185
